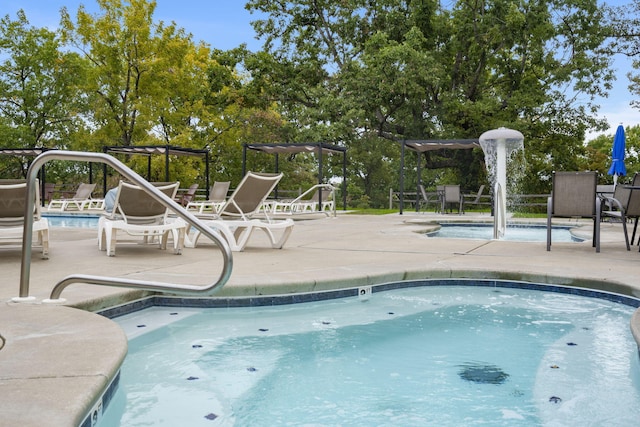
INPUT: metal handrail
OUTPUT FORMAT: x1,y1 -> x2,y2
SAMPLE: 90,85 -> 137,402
17,150 -> 233,302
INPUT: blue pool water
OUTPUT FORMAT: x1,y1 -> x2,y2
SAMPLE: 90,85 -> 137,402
43,214 -> 99,228
428,223 -> 582,242
98,284 -> 640,426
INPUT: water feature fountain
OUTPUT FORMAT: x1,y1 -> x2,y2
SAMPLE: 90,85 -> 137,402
478,128 -> 525,239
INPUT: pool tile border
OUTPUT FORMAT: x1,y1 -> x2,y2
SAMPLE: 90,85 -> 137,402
79,372 -> 120,427
98,278 -> 640,319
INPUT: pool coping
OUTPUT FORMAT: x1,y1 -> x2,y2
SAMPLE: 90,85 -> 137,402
99,278 -> 640,318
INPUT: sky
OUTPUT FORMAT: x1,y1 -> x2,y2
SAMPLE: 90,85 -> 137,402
2,0 -> 638,141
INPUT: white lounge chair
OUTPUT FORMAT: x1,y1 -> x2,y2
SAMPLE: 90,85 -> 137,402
271,184 -> 336,216
0,179 -> 50,258
98,181 -> 186,256
186,181 -> 230,214
184,172 -> 294,251
48,183 -> 97,211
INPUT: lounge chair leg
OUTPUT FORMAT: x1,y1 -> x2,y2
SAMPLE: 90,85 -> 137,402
40,230 -> 49,260
108,228 -> 117,256
175,228 -> 185,254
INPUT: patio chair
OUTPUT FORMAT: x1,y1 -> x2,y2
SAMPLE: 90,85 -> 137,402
464,185 -> 490,210
601,172 -> 640,251
546,171 -> 601,252
0,179 -> 50,258
98,181 -> 186,256
184,171 -> 294,251
186,181 -> 230,214
48,183 -> 97,211
442,185 -> 463,214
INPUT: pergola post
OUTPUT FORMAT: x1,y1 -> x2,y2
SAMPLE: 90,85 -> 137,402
399,140 -> 406,214
317,143 -> 323,205
241,143 -> 247,176
342,149 -> 347,210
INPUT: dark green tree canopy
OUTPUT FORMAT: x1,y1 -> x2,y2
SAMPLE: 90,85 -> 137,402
246,0 -> 614,204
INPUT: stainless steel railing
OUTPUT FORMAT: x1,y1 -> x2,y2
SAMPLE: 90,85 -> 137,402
16,150 -> 233,302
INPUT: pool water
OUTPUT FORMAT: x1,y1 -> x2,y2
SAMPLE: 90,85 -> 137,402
428,223 -> 582,242
43,214 -> 99,229
99,286 -> 640,426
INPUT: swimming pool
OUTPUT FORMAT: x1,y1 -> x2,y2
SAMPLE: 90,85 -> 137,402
43,214 -> 99,229
427,223 -> 583,242
98,281 -> 640,426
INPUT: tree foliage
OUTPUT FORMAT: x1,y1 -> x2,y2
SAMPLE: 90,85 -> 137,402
247,0 -> 614,204
585,124 -> 640,184
56,0 -> 283,186
0,0 -> 622,207
0,11 -> 86,178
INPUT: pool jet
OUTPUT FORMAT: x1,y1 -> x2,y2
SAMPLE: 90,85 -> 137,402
478,128 -> 525,239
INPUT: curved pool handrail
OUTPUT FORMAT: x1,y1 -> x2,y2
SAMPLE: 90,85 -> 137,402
16,150 -> 233,302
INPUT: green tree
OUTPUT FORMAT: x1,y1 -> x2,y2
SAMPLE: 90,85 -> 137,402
60,0 -> 169,148
0,10 -> 86,178
59,0 -> 262,186
247,0 -> 614,206
607,0 -> 640,112
585,125 -> 640,184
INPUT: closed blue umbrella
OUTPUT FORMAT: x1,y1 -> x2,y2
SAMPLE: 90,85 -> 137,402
608,124 -> 626,187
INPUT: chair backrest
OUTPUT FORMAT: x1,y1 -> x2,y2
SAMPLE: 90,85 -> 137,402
177,183 -> 198,206
220,172 -> 283,219
304,187 -> 332,203
443,185 -> 460,203
73,183 -> 96,199
209,181 -> 231,202
419,184 -> 429,202
624,173 -> 640,216
111,181 -> 179,223
44,183 -> 56,202
611,183 -> 631,211
308,189 -> 321,202
0,179 -> 41,226
472,185 -> 486,204
550,171 -> 597,217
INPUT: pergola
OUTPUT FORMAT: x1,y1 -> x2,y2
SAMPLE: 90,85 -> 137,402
399,139 -> 481,214
242,142 -> 347,210
102,145 -> 210,198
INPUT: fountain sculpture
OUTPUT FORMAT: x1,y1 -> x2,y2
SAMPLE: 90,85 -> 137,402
478,128 -> 525,239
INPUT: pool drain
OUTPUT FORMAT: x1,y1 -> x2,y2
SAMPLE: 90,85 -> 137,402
458,362 -> 509,384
